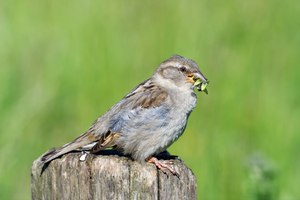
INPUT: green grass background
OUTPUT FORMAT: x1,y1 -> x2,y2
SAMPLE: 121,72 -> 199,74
1,0 -> 299,199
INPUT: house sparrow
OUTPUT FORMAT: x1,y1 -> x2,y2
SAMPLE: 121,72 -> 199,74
41,55 -> 209,175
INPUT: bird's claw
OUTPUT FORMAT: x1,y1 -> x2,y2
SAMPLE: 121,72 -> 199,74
147,157 -> 179,177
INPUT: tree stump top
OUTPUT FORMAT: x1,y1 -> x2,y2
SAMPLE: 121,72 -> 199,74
31,150 -> 197,200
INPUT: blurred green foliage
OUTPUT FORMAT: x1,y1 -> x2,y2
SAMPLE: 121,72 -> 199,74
1,0 -> 300,199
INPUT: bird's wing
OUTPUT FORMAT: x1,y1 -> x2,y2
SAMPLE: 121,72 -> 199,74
90,79 -> 169,152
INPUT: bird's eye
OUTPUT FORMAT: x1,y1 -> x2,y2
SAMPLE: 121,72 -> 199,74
179,66 -> 187,72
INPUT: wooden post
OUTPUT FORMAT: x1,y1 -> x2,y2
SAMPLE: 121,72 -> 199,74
31,150 -> 197,200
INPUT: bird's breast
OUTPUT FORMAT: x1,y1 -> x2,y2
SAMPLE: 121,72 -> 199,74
155,90 -> 197,148
169,90 -> 197,113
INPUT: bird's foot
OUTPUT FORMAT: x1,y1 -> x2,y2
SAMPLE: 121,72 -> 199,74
147,157 -> 179,177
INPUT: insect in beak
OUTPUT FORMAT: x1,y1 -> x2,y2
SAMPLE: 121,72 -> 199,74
193,79 -> 209,94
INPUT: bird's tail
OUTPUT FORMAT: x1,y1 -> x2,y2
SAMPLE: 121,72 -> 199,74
40,132 -> 96,165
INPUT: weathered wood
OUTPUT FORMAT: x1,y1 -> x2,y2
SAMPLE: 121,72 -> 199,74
31,150 -> 197,200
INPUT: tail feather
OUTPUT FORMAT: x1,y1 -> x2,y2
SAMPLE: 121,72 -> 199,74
40,132 -> 97,165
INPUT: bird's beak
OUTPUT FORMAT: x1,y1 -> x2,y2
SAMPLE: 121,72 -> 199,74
192,72 -> 209,94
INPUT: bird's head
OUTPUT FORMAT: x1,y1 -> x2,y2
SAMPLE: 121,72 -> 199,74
154,55 -> 209,94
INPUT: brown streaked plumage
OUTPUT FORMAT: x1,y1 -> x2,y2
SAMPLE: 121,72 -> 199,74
91,131 -> 120,153
133,86 -> 168,109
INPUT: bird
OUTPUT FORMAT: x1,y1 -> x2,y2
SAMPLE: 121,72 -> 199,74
41,55 -> 209,175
